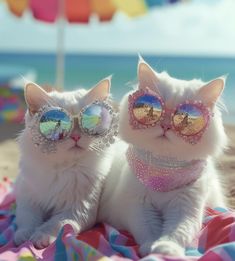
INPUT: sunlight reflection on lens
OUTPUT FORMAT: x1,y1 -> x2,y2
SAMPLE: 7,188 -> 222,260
39,110 -> 72,141
133,94 -> 162,125
80,104 -> 112,136
173,104 -> 206,136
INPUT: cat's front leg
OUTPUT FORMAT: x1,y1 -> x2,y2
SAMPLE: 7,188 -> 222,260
30,210 -> 83,249
126,203 -> 163,257
150,187 -> 206,257
14,200 -> 44,246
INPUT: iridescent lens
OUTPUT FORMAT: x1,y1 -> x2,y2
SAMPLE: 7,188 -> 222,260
80,104 -> 112,136
173,104 -> 206,136
133,94 -> 162,125
39,109 -> 72,141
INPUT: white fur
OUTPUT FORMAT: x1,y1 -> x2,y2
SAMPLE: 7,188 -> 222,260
14,81 -> 114,248
98,60 -> 228,257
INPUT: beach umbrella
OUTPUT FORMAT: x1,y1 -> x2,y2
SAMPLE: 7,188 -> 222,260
4,0 -> 186,90
5,0 -> 185,21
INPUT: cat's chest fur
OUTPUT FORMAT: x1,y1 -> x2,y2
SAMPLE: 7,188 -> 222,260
17,159 -> 105,214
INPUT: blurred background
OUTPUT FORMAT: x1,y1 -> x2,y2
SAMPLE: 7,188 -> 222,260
0,0 -> 235,124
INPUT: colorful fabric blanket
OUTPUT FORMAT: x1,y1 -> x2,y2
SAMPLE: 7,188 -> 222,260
0,178 -> 235,261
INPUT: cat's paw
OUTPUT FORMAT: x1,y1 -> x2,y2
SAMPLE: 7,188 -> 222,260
151,240 -> 185,257
139,241 -> 154,257
14,228 -> 34,246
30,230 -> 56,249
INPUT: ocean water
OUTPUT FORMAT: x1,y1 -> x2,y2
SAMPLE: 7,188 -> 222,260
0,53 -> 235,124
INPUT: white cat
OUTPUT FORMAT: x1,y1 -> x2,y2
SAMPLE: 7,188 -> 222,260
98,59 -> 228,257
14,78 -> 117,249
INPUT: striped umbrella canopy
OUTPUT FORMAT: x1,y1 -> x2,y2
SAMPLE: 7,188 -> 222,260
4,0 -> 187,89
6,0 -> 185,22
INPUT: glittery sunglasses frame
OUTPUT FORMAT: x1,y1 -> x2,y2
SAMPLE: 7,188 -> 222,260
29,99 -> 119,153
128,89 -> 212,144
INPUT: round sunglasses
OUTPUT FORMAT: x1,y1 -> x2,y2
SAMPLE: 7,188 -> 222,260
128,89 -> 212,144
29,100 -> 119,152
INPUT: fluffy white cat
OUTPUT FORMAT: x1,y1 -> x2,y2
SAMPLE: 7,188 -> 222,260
98,59 -> 228,257
14,78 -> 116,249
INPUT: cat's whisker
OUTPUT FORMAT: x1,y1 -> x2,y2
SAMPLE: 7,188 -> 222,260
217,99 -> 227,113
89,145 -> 101,154
89,144 -> 103,154
46,99 -> 58,108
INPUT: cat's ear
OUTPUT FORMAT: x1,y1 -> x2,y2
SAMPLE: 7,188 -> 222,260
84,77 -> 111,105
198,77 -> 226,108
138,56 -> 160,93
24,82 -> 52,114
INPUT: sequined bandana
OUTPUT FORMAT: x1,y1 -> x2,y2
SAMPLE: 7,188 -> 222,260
126,146 -> 207,192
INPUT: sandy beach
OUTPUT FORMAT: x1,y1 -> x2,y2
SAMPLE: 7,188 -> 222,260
0,122 -> 235,207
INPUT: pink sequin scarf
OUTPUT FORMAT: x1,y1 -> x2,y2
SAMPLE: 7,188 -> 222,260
126,146 -> 207,192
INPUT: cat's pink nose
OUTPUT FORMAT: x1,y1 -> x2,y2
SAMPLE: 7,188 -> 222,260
70,134 -> 81,142
161,123 -> 171,132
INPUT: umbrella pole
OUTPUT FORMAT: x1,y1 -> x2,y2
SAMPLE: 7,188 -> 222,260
56,0 -> 65,91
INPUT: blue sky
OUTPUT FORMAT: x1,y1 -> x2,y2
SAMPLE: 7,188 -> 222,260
0,0 -> 235,56
136,95 -> 162,110
85,105 -> 101,117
